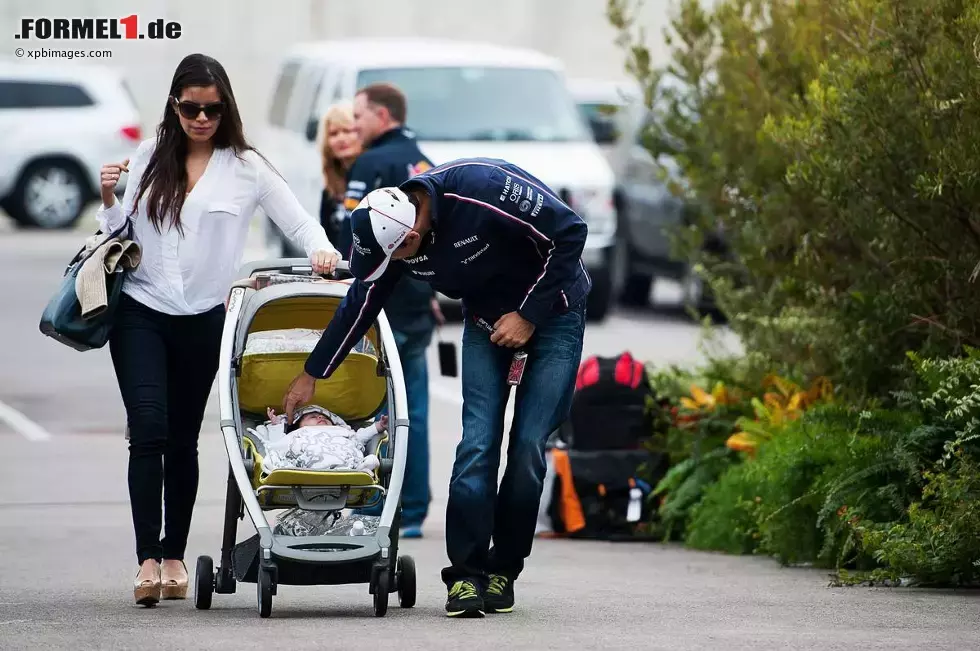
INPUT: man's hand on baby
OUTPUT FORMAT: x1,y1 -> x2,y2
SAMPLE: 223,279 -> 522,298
283,372 -> 317,425
376,415 -> 389,433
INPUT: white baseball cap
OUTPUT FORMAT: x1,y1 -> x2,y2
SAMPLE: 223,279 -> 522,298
348,187 -> 417,282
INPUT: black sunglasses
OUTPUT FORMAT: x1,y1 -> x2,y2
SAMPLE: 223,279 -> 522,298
171,97 -> 224,121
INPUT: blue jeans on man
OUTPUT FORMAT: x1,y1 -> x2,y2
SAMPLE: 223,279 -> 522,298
358,327 -> 431,533
441,300 -> 586,590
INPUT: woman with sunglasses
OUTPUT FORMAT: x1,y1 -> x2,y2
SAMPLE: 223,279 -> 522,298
96,53 -> 340,607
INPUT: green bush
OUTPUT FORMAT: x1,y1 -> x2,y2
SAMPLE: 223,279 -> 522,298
653,446 -> 738,541
858,451 -> 980,586
612,0 -> 980,585
642,352 -> 769,538
901,348 -> 980,462
685,405 -> 953,569
681,453 -> 761,555
853,351 -> 980,585
608,0 -> 980,402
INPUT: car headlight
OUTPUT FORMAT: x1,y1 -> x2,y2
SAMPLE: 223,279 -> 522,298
566,188 -> 616,236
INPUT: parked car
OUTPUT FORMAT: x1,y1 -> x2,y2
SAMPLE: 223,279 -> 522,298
259,38 -> 621,321
568,77 -> 724,313
0,59 -> 143,229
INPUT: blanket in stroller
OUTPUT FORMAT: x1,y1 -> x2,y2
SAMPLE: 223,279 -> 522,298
243,328 -> 377,357
247,420 -> 380,475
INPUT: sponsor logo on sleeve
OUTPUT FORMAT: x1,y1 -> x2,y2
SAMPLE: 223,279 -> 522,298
530,193 -> 544,217
499,174 -> 535,211
499,175 -> 512,202
409,161 -> 432,177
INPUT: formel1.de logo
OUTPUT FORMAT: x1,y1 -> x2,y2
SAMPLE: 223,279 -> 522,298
15,16 -> 182,40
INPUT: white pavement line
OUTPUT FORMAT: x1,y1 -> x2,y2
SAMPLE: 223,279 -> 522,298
0,400 -> 51,442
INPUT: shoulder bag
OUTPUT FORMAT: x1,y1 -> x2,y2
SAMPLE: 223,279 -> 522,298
38,217 -> 135,352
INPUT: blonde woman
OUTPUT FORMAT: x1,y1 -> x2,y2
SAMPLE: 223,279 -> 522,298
318,102 -> 362,255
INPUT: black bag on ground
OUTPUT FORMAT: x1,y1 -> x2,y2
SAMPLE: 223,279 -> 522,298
559,351 -> 654,451
541,351 -> 670,540
547,448 -> 662,540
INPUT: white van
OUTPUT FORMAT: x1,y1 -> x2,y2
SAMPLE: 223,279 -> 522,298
259,38 -> 621,321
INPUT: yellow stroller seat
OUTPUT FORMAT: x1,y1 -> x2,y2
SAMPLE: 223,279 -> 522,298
235,321 -> 388,510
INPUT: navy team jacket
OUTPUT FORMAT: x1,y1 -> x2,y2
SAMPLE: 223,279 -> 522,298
304,157 -> 592,379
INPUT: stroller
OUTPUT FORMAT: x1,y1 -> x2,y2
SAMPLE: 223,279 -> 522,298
194,258 -> 415,618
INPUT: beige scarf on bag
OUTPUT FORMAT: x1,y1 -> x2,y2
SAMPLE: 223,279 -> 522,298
75,231 -> 142,320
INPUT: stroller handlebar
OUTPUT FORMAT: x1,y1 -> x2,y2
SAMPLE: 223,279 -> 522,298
237,257 -> 351,280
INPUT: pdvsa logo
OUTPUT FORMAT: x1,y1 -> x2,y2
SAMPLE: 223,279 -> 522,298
15,15 -> 182,40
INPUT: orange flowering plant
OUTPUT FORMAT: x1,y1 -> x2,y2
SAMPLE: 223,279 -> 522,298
726,375 -> 834,457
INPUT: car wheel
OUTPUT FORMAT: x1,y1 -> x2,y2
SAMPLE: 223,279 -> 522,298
9,160 -> 88,229
621,273 -> 654,307
617,240 -> 654,307
610,231 -> 630,300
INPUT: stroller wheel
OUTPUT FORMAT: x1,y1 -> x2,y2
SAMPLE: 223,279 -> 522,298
194,556 -> 214,610
257,567 -> 273,618
397,555 -> 416,608
373,568 -> 390,617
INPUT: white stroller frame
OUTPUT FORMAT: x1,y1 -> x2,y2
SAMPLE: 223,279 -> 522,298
193,259 -> 416,618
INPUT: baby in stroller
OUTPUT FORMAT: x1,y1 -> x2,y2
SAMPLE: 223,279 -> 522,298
248,405 -> 387,475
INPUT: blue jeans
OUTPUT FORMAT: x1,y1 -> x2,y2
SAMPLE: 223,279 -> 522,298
394,329 -> 432,526
358,328 -> 431,527
441,301 -> 586,588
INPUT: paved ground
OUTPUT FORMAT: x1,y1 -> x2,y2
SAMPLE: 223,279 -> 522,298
1,210 -> 977,650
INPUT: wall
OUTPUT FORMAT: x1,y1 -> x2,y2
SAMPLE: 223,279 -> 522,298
3,0 -> 686,132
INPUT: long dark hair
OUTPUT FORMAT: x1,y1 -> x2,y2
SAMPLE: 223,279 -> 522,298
131,53 -> 254,233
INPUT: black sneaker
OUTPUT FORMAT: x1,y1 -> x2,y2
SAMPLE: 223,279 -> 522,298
446,580 -> 485,618
484,574 -> 514,613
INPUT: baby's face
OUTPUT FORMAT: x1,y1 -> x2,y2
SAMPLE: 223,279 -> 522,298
299,413 -> 330,428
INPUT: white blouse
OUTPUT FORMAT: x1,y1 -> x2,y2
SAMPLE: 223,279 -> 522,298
96,137 -> 337,316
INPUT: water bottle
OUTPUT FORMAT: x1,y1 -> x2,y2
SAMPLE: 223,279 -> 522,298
626,487 -> 643,523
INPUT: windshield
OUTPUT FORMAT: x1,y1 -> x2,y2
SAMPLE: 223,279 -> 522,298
577,102 -> 625,144
356,66 -> 591,142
